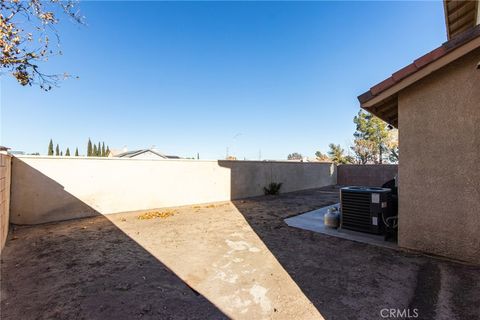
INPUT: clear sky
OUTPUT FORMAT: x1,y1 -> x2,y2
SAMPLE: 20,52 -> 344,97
1,1 -> 446,159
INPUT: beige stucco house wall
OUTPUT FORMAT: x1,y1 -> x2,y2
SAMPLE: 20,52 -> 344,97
398,48 -> 480,264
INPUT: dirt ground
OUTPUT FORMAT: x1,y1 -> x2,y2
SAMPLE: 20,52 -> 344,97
1,186 -> 479,320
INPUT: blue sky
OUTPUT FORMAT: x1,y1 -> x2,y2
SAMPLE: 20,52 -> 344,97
1,1 -> 445,159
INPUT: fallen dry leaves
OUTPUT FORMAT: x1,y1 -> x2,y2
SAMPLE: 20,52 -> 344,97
204,203 -> 229,209
137,210 -> 175,220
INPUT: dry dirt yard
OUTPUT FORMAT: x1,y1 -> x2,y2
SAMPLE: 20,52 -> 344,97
1,186 -> 479,320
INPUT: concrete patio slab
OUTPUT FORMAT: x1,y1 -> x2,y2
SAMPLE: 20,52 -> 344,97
284,204 -> 398,249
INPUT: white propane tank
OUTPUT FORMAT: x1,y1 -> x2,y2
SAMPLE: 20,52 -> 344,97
324,207 -> 340,228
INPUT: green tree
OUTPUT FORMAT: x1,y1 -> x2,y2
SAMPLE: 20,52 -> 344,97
287,152 -> 303,160
48,139 -> 54,156
97,142 -> 101,156
101,142 -> 106,157
353,110 -> 391,164
327,144 -> 351,164
315,151 -> 330,162
65,148 -> 70,156
106,146 -> 110,156
389,146 -> 399,164
55,144 -> 60,156
87,139 -> 92,157
75,148 -> 79,157
93,144 -> 98,156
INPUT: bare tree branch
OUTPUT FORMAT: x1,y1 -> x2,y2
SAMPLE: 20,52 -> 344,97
1,0 -> 84,90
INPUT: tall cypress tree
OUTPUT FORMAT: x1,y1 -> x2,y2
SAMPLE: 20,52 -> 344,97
65,148 -> 70,156
87,139 -> 92,157
75,148 -> 79,156
93,144 -> 98,156
97,142 -> 101,156
55,144 -> 60,156
48,139 -> 54,156
101,142 -> 106,157
106,146 -> 110,157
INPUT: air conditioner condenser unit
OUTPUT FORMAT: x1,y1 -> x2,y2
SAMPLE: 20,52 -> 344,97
340,186 -> 392,234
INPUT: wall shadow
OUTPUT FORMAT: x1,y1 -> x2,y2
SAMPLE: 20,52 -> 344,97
217,160 -> 336,200
228,187 -> 480,320
7,159 -> 479,319
2,161 -> 227,319
10,158 -> 100,224
230,187 -> 347,319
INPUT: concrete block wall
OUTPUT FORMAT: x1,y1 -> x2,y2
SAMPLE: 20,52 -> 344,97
0,153 -> 12,252
10,157 -> 337,225
337,164 -> 398,187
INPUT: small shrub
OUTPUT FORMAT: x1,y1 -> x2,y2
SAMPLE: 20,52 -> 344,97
264,182 -> 283,195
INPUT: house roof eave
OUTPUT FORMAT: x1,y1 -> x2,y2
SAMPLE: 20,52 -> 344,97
357,24 -> 480,127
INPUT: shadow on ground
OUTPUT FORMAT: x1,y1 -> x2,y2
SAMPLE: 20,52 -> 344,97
231,186 -> 480,320
3,160 -> 323,320
2,161 -> 227,319
1,215 -> 227,320
2,162 -> 479,320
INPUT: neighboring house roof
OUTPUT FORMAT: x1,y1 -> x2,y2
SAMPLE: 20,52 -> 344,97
9,151 -> 25,155
115,149 -> 166,158
107,149 -> 124,157
444,0 -> 479,40
358,24 -> 480,127
114,149 -> 179,159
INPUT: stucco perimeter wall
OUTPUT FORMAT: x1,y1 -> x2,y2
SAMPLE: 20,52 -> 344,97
0,153 -> 12,252
10,157 -> 336,225
337,164 -> 397,187
398,48 -> 480,264
218,160 -> 336,198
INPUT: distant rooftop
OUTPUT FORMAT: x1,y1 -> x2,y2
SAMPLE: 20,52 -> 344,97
114,149 -> 180,159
